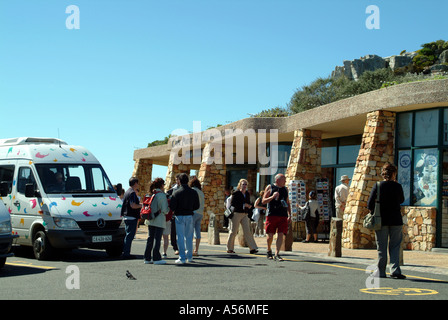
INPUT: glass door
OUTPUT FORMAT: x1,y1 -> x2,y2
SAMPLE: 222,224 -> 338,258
441,150 -> 448,247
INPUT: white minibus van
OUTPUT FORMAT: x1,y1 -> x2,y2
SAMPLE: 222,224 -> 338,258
0,137 -> 125,260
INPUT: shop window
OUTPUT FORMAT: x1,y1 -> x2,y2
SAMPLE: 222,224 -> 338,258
414,109 -> 439,147
321,139 -> 337,166
397,112 -> 413,148
397,150 -> 411,205
444,109 -> 448,145
338,136 -> 362,164
413,148 -> 438,206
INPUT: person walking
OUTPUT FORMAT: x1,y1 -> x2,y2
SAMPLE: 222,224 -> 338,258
299,191 -> 320,243
262,173 -> 291,261
144,178 -> 169,265
169,173 -> 200,264
334,175 -> 350,219
121,177 -> 142,259
253,191 -> 267,237
189,176 -> 204,256
226,179 -> 258,254
367,163 -> 406,279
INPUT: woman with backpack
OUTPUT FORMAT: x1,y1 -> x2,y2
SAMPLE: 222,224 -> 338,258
143,178 -> 169,265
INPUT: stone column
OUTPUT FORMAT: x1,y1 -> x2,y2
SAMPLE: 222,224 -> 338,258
164,151 -> 191,192
198,142 -> 227,232
342,110 -> 396,249
285,129 -> 322,248
132,159 -> 153,195
285,129 -> 322,192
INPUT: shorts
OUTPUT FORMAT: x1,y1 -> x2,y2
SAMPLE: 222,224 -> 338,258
265,215 -> 288,235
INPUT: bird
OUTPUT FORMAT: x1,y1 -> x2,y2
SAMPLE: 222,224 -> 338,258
126,270 -> 137,280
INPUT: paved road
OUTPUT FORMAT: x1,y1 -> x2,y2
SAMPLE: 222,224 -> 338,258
1,239 -> 447,304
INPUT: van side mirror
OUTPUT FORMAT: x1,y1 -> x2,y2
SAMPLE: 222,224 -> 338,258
25,183 -> 40,198
0,182 -> 8,197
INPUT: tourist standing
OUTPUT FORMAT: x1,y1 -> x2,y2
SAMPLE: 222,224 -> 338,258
262,173 -> 291,261
189,176 -> 205,256
144,178 -> 169,265
169,173 -> 200,264
226,179 -> 258,254
167,178 -> 180,255
299,191 -> 320,243
334,175 -> 350,219
121,177 -> 142,259
367,163 -> 406,279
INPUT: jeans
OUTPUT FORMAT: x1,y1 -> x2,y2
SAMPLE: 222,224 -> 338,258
123,218 -> 138,257
192,212 -> 203,239
375,225 -> 403,277
144,225 -> 164,261
175,215 -> 194,262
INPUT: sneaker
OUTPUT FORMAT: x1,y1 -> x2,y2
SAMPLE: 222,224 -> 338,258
162,253 -> 167,258
154,260 -> 167,265
391,274 -> 406,279
187,258 -> 194,263
175,258 -> 186,265
266,250 -> 273,260
144,260 -> 153,264
274,255 -> 284,262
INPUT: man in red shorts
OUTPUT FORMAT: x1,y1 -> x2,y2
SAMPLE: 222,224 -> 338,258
262,173 -> 291,261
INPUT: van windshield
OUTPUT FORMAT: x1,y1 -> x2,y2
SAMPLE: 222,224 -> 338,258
35,164 -> 115,194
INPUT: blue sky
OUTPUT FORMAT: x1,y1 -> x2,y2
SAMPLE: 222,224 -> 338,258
0,0 -> 447,189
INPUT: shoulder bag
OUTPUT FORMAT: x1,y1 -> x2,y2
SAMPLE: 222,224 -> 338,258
363,181 -> 382,231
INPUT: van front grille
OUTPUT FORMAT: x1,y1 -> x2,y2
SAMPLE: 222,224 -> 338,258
77,220 -> 122,232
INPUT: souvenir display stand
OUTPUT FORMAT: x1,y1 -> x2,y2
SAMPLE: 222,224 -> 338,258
315,178 -> 331,241
288,180 -> 306,240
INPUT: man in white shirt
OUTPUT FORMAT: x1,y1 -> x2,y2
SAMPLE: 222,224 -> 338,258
334,175 -> 350,219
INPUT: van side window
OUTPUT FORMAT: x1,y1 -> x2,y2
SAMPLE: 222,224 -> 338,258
17,167 -> 37,195
0,165 -> 15,194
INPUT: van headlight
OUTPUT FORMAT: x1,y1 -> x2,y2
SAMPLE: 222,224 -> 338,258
0,220 -> 12,234
53,217 -> 79,229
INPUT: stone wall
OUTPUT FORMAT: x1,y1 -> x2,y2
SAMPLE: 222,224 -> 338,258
285,129 -> 322,191
285,129 -> 322,241
132,158 -> 153,195
164,152 -> 192,191
342,110 -> 396,249
402,206 -> 437,251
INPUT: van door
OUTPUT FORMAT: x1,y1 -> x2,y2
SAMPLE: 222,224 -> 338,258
0,163 -> 15,234
11,165 -> 42,246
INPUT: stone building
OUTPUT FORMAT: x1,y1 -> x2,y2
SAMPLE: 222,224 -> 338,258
133,79 -> 448,251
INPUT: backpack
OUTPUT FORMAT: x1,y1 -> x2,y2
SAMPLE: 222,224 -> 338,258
140,191 -> 161,220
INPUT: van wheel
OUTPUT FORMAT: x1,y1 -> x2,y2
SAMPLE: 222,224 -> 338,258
0,257 -> 6,269
33,231 -> 54,260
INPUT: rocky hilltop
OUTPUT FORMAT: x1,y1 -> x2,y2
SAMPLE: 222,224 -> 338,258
332,50 -> 448,81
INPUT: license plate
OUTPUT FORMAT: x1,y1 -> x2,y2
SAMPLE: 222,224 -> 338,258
92,235 -> 112,243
